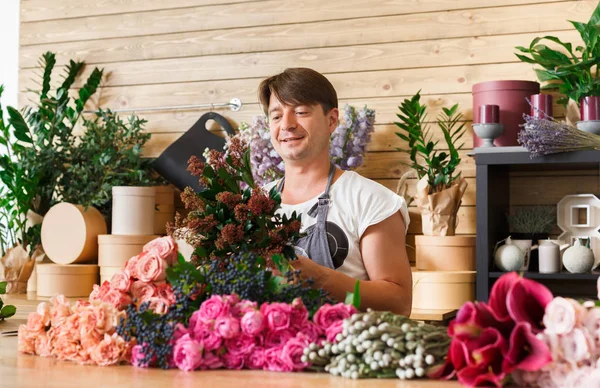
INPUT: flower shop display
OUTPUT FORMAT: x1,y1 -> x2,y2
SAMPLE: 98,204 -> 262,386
111,186 -> 156,235
472,81 -> 540,147
36,264 -> 99,298
0,281 -> 16,320
472,104 -> 505,147
40,203 -> 107,265
515,2 -> 600,117
304,309 -> 450,380
237,104 -> 375,187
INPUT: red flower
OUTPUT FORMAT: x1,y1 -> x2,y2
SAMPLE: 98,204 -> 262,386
488,272 -> 520,323
502,322 -> 552,373
448,302 -> 513,338
506,277 -> 553,334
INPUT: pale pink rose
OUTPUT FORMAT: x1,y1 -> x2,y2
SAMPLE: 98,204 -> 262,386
110,270 -> 132,293
131,280 -> 157,301
264,347 -> 293,372
102,289 -> 133,310
246,347 -> 266,370
89,333 -> 126,366
155,283 -> 176,306
222,352 -> 245,369
264,329 -> 294,348
136,251 -> 167,283
89,281 -> 111,303
548,362 -> 574,387
260,302 -> 292,332
313,303 -> 356,331
224,334 -> 256,357
173,333 -> 202,371
241,310 -> 264,336
198,351 -> 223,370
539,331 -> 563,362
50,294 -> 72,327
290,298 -> 309,328
561,328 -> 594,364
36,302 -> 51,327
232,300 -> 258,317
583,308 -> 600,349
325,320 -> 344,343
145,296 -> 170,315
215,316 -> 240,339
197,295 -> 230,322
298,322 -> 323,344
91,302 -> 119,334
124,255 -> 140,279
281,335 -> 310,371
190,323 -> 222,351
25,312 -> 46,333
17,325 -> 36,355
143,236 -> 178,265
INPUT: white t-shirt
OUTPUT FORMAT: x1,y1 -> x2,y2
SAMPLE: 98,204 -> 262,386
264,171 -> 410,280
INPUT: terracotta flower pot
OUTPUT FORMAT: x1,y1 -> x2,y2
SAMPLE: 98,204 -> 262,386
41,203 -> 107,265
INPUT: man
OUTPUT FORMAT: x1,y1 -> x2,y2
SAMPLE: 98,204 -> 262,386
258,68 -> 412,316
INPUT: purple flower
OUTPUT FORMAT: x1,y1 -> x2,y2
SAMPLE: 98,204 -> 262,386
330,104 -> 375,170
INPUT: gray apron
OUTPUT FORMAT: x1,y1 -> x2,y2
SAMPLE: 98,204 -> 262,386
276,163 -> 336,269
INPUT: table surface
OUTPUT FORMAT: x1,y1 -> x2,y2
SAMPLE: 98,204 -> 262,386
0,318 -> 462,388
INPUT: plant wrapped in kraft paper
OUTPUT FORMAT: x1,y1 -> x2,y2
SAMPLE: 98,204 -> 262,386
395,91 -> 468,236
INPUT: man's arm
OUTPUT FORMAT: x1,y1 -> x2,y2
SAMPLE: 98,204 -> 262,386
291,211 -> 412,316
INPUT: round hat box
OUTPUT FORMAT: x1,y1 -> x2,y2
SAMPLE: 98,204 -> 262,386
415,235 -> 476,271
154,185 -> 175,206
41,203 -> 107,265
112,186 -> 156,235
412,269 -> 476,310
100,266 -> 124,285
155,204 -> 175,235
37,263 -> 99,297
98,234 -> 160,268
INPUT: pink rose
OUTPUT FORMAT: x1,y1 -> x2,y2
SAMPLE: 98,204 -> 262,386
215,316 -> 240,339
89,281 -> 111,303
261,302 -> 292,332
264,347 -> 293,372
281,335 -> 310,371
173,323 -> 189,342
583,308 -> 600,349
125,255 -> 140,279
544,297 -> 578,335
224,334 -> 256,357
136,251 -> 167,283
156,283 -> 176,306
131,280 -> 157,301
290,298 -> 309,328
232,300 -> 257,317
313,303 -> 356,331
561,328 -> 594,364
241,310 -> 265,336
145,296 -> 170,315
102,289 -> 133,310
325,320 -> 344,343
197,295 -> 230,322
222,352 -> 245,370
143,236 -> 178,265
246,347 -> 266,370
198,351 -> 223,370
223,294 -> 240,306
298,322 -> 323,344
110,270 -> 132,293
173,333 -> 202,371
264,329 -> 294,348
190,322 -> 222,351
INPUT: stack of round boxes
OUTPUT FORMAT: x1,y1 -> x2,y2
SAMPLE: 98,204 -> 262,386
98,186 -> 175,284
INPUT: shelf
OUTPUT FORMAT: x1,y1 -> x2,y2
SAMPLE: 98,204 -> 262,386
489,271 -> 600,280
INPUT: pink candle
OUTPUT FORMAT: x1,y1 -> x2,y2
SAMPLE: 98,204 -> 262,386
530,94 -> 553,119
479,105 -> 499,124
581,96 -> 600,121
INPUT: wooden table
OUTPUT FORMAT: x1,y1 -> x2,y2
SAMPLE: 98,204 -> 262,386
0,318 -> 461,387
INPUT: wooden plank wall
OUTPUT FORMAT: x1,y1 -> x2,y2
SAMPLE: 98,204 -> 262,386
18,0 -> 598,261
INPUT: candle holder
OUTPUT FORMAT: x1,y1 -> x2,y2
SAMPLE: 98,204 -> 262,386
577,96 -> 600,134
472,123 -> 505,147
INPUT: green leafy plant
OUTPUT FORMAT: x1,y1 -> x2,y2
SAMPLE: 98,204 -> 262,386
394,91 -> 466,195
59,109 -> 163,220
508,206 -> 556,235
0,281 -> 16,320
515,2 -> 600,106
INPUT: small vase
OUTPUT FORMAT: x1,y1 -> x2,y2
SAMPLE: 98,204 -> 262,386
472,123 -> 505,147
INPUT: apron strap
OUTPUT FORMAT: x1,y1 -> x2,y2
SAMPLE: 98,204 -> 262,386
276,163 -> 336,218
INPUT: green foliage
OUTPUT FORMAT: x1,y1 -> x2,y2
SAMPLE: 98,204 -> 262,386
394,91 -> 466,194
515,3 -> 600,106
59,109 -> 163,219
0,281 -> 16,320
344,280 -> 361,310
507,206 -> 556,235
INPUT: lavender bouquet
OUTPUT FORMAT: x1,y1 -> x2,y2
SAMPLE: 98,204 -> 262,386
518,116 -> 600,157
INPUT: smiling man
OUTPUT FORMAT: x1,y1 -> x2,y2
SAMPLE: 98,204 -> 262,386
258,68 -> 412,316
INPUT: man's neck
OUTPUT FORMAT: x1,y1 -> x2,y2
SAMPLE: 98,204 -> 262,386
281,156 -> 332,205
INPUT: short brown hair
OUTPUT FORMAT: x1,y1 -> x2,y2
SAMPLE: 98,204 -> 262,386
258,68 -> 338,115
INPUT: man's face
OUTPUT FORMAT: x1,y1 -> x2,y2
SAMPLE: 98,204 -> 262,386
268,94 -> 338,163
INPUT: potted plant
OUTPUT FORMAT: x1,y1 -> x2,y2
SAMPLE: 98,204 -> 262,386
515,2 -> 600,132
395,91 -> 473,271
507,205 -> 556,272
